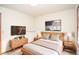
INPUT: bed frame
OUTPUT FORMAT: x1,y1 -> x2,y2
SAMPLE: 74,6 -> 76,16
21,48 -> 34,55
21,32 -> 65,55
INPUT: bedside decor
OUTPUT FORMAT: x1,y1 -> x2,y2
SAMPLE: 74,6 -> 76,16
64,32 -> 74,41
64,32 -> 76,53
64,33 -> 72,41
45,20 -> 61,31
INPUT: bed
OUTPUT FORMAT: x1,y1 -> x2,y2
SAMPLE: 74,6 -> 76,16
21,39 -> 63,55
21,32 -> 64,55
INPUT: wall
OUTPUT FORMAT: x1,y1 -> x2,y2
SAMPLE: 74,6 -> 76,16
35,9 -> 76,41
0,7 -> 35,53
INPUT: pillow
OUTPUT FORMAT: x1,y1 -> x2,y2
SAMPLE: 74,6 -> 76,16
42,34 -> 50,39
50,34 -> 60,41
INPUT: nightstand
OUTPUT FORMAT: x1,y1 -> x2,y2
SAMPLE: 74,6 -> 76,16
63,40 -> 76,53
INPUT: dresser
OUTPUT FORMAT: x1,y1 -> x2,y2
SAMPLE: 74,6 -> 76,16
10,38 -> 28,49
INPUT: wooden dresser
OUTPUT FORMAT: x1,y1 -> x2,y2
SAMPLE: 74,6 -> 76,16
10,38 -> 28,49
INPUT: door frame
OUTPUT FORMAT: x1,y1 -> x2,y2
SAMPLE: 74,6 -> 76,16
0,13 -> 1,54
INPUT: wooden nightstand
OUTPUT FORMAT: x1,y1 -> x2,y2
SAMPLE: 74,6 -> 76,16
63,40 -> 76,53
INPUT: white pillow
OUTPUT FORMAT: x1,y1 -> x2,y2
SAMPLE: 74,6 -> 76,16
42,34 -> 50,39
50,34 -> 59,41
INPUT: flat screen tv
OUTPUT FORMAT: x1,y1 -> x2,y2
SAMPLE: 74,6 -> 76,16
11,26 -> 26,35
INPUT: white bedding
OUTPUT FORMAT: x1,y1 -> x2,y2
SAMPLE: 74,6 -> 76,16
39,39 -> 62,46
32,39 -> 63,54
23,43 -> 59,55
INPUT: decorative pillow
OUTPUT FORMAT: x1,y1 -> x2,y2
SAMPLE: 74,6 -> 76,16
50,34 -> 60,41
42,34 -> 50,39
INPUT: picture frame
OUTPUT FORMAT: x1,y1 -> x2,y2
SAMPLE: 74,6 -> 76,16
11,26 -> 26,35
45,20 -> 61,31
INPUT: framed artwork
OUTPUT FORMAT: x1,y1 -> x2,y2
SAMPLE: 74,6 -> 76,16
11,26 -> 26,35
45,20 -> 61,31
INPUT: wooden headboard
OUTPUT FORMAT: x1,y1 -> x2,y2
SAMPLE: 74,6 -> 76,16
59,32 -> 64,41
10,38 -> 28,49
39,32 -> 65,41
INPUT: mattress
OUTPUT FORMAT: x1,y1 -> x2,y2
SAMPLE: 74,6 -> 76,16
23,43 -> 59,55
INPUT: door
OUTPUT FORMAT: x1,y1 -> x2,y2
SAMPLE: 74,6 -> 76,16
0,13 -> 1,54
78,6 -> 79,45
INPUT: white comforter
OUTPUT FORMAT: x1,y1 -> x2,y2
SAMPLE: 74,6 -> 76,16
23,39 -> 63,55
32,39 -> 63,54
23,43 -> 59,55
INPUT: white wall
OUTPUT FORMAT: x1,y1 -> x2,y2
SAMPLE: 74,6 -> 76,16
0,7 -> 35,53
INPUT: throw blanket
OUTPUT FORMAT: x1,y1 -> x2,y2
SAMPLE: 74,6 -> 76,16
32,39 -> 63,54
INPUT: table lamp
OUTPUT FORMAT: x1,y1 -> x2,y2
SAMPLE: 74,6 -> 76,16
64,33 -> 72,41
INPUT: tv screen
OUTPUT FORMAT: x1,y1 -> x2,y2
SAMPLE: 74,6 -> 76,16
11,26 -> 26,35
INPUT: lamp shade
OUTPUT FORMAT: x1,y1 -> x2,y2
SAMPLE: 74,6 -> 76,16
64,33 -> 72,41
67,33 -> 72,38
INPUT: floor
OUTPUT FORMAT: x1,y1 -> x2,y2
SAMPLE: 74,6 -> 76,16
2,48 -> 22,55
2,48 -> 75,55
61,51 -> 75,55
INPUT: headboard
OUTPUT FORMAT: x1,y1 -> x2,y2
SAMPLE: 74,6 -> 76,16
37,32 -> 65,41
10,38 -> 28,49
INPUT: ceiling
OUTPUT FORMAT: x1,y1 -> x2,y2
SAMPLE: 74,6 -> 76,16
0,4 -> 75,17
